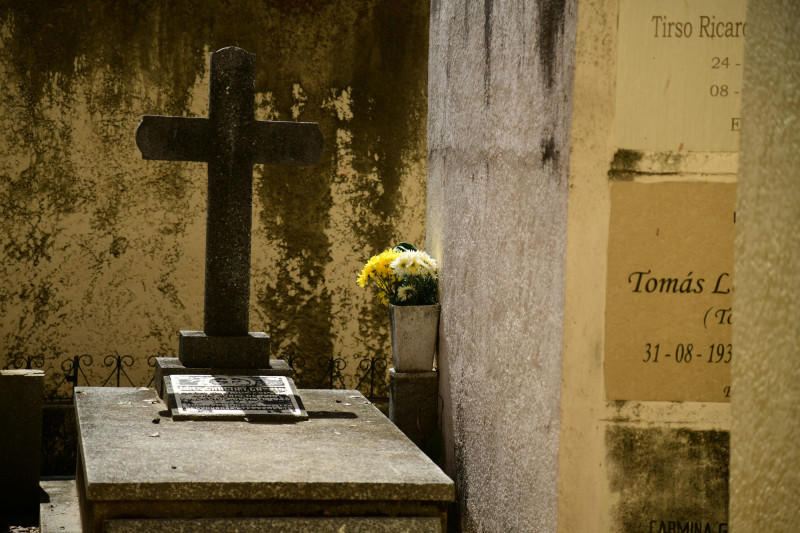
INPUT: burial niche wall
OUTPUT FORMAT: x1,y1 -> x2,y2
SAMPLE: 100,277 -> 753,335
559,0 -> 742,530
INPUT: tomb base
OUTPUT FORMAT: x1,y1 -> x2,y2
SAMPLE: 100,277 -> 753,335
74,387 -> 454,533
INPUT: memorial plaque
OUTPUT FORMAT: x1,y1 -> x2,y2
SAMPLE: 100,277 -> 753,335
605,182 -> 734,402
166,374 -> 308,421
615,0 -> 747,151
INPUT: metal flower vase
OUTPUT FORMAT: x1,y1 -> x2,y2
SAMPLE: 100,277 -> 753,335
388,303 -> 440,372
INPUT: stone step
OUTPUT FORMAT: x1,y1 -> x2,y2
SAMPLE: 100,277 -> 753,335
37,478 -> 441,532
40,478 -> 82,533
104,517 -> 440,532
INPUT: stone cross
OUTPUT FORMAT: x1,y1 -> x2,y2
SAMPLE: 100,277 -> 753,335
135,46 -> 323,368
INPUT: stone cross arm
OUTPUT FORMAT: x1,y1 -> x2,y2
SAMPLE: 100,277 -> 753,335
136,116 -> 323,166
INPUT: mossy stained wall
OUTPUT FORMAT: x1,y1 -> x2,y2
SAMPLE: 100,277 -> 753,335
0,1 -> 429,392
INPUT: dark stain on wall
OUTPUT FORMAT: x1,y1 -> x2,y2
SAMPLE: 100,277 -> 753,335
608,149 -> 692,180
483,0 -> 493,106
610,148 -> 644,171
606,425 -> 729,533
535,0 -> 567,88
348,1 -> 429,245
541,135 -> 559,167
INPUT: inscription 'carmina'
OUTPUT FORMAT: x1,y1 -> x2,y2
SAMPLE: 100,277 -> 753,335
650,520 -> 728,533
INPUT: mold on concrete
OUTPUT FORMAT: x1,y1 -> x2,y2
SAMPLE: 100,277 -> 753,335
606,425 -> 729,533
535,0 -> 569,88
608,149 -> 739,181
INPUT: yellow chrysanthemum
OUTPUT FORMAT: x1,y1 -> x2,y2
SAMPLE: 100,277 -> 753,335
357,250 -> 400,288
397,286 -> 414,301
375,250 -> 400,277
357,256 -> 378,287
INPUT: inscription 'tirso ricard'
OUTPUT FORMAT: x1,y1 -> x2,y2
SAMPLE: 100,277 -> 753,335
650,15 -> 746,39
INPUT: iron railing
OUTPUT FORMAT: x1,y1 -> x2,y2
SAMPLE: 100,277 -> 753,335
4,352 -> 389,402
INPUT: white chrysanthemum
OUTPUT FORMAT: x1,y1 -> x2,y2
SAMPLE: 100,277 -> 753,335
390,251 -> 420,276
391,250 -> 438,278
416,251 -> 438,278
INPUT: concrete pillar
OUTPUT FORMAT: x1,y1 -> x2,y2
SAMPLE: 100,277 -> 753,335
427,1 -> 577,530
389,368 -> 439,454
0,369 -> 45,516
731,1 -> 800,529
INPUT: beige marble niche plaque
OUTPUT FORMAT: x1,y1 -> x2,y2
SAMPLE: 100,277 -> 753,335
616,0 -> 746,151
605,182 -> 734,402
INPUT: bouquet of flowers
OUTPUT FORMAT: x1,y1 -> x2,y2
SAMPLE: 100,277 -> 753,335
357,243 -> 438,306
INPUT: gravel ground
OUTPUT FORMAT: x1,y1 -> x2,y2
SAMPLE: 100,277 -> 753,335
1,515 -> 39,533
1,523 -> 39,533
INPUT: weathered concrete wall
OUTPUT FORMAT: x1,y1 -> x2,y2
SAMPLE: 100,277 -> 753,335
731,1 -> 800,529
427,1 -> 577,530
0,1 -> 429,393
